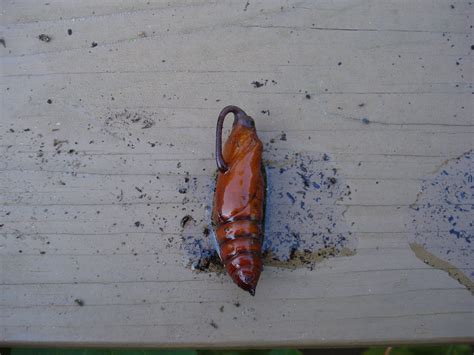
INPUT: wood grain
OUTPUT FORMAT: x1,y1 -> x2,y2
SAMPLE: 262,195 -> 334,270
1,0 -> 473,347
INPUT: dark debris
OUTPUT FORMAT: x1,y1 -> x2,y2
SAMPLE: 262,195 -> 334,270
38,34 -> 51,42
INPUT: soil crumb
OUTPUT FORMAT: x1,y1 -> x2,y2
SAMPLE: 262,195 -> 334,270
38,34 -> 51,42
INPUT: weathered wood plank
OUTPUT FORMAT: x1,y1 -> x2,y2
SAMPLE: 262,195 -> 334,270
1,0 -> 473,347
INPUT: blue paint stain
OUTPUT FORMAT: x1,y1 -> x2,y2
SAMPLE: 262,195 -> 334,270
410,150 -> 474,286
286,192 -> 296,204
449,228 -> 461,238
262,152 -> 354,262
181,152 -> 355,270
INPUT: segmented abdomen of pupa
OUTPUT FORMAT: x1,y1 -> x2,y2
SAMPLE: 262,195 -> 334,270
212,125 -> 265,295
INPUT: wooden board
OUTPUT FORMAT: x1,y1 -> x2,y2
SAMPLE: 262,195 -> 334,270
1,0 -> 473,347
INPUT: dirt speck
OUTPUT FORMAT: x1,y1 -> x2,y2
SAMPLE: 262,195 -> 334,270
180,215 -> 194,228
74,299 -> 85,306
38,34 -> 51,42
53,139 -> 68,147
193,251 -> 222,272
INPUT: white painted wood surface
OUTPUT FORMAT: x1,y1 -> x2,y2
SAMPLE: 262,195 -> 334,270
1,0 -> 473,347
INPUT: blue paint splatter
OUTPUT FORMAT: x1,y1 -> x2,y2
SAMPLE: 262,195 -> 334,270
262,152 -> 355,262
410,150 -> 474,286
286,192 -> 296,204
180,152 -> 355,269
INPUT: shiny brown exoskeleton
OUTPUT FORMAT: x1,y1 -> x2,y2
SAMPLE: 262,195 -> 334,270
212,105 -> 265,296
